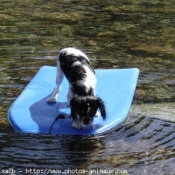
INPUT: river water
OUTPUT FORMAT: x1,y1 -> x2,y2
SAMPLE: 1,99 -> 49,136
0,0 -> 175,174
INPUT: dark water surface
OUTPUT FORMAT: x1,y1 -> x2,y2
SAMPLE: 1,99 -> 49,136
1,0 -> 175,174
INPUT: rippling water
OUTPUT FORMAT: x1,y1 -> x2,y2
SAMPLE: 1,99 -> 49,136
1,0 -> 175,174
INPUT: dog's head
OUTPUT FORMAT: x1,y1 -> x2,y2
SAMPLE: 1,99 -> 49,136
70,96 -> 106,129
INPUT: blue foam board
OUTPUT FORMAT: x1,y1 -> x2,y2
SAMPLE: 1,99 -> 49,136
8,66 -> 139,135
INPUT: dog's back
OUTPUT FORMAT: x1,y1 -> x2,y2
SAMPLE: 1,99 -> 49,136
59,48 -> 96,96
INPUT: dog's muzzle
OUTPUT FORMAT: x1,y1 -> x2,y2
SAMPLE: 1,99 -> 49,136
82,116 -> 93,126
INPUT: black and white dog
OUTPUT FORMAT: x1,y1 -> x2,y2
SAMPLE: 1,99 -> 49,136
47,48 -> 106,129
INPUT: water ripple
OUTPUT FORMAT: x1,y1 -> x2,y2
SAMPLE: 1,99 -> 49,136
1,0 -> 175,174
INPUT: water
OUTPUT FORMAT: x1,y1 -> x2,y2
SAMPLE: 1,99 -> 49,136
0,0 -> 175,174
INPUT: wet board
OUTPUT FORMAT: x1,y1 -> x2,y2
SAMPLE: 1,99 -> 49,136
8,66 -> 139,135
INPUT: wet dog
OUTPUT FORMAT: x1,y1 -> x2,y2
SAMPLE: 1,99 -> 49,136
47,48 -> 106,129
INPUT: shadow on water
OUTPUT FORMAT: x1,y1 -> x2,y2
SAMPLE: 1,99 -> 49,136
1,110 -> 175,174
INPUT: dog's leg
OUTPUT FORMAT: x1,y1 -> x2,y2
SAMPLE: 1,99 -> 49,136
72,115 -> 82,129
67,85 -> 74,106
95,111 -> 100,117
47,59 -> 64,103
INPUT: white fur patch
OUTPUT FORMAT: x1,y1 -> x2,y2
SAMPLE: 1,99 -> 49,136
83,64 -> 96,90
72,113 -> 82,129
60,47 -> 89,60
61,48 -> 96,93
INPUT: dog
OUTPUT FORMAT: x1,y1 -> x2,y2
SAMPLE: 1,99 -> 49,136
47,48 -> 106,129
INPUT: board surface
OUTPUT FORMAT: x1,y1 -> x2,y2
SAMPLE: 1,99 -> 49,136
8,66 -> 139,135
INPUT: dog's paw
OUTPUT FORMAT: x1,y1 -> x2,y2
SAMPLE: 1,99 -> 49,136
95,111 -> 100,117
47,97 -> 56,103
72,121 -> 82,129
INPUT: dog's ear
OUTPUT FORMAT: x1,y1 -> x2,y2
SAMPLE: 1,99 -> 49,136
70,97 -> 82,119
97,98 -> 106,120
70,97 -> 77,119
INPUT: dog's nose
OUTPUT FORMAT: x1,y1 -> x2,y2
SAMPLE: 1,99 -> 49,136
83,117 -> 90,125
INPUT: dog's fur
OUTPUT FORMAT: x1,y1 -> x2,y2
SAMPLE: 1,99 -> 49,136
47,48 -> 106,129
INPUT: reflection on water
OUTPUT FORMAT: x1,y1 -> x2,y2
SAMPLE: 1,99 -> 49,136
1,109 -> 175,174
0,0 -> 175,174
